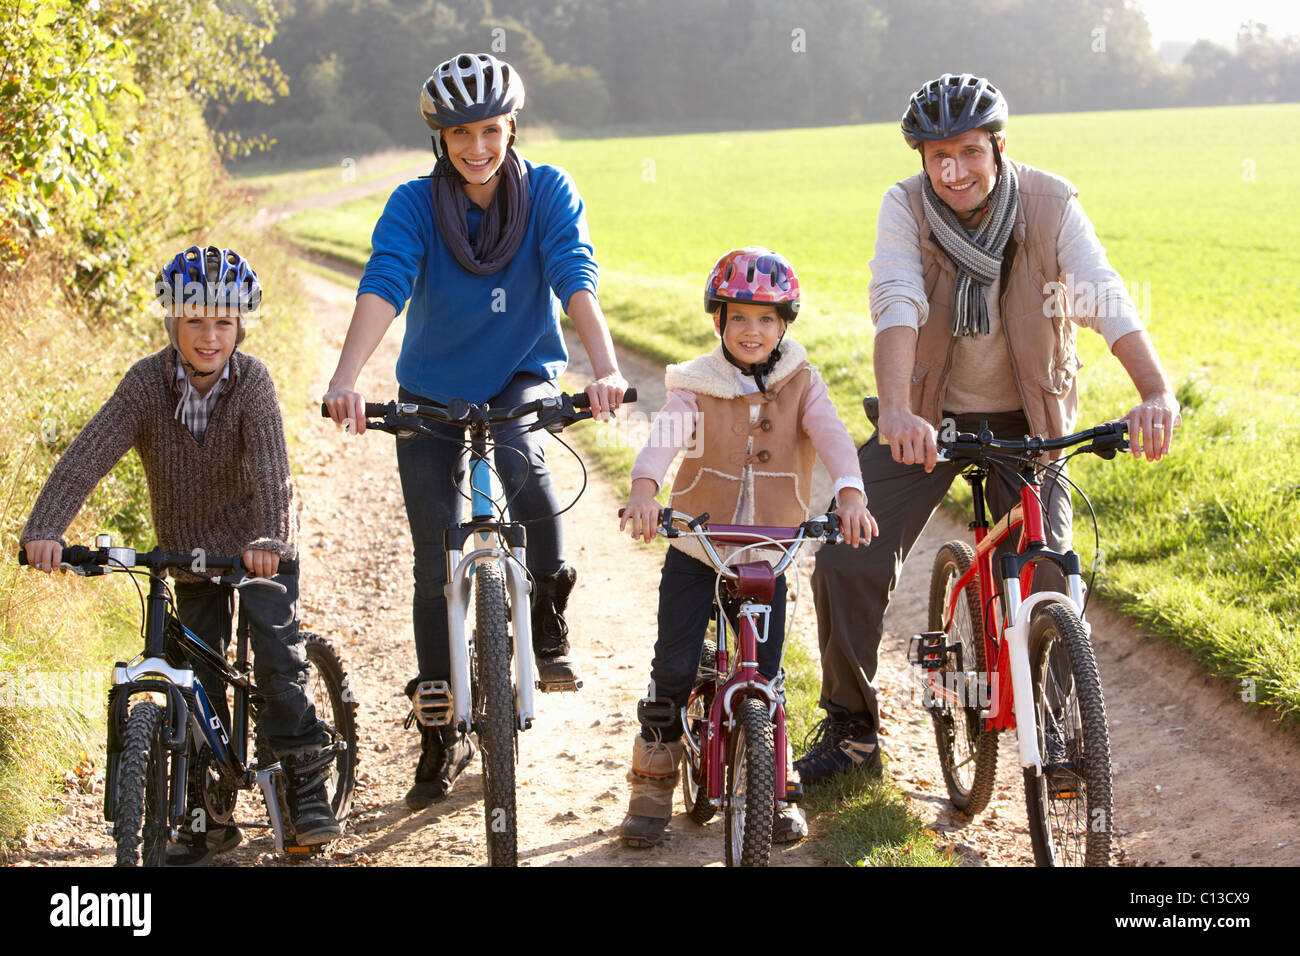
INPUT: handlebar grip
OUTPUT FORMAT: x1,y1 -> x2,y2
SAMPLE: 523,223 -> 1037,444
17,549 -> 27,566
319,402 -> 390,419
572,387 -> 637,410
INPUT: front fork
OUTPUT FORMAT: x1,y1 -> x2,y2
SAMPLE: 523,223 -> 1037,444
444,539 -> 535,733
999,572 -> 1088,773
700,602 -> 788,807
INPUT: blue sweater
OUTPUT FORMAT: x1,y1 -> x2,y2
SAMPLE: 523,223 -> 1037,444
357,159 -> 600,404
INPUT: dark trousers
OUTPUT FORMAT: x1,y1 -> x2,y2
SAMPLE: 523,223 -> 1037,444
395,372 -> 564,682
643,546 -> 789,742
811,410 -> 1072,730
174,572 -> 328,756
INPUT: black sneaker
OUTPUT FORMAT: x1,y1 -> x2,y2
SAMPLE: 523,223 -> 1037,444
165,824 -> 242,867
794,717 -> 883,785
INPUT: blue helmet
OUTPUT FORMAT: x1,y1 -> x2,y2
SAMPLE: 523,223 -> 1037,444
156,245 -> 261,346
420,53 -> 525,157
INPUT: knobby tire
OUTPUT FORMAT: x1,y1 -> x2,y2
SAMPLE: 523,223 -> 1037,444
1023,602 -> 1112,867
113,700 -> 170,867
725,696 -> 774,867
302,631 -> 359,823
474,562 -> 517,867
682,640 -> 717,824
928,542 -> 999,814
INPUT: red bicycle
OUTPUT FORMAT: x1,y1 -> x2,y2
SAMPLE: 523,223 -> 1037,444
911,418 -> 1128,866
651,509 -> 841,866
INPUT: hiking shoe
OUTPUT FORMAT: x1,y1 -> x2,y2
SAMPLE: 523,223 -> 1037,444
402,695 -> 478,812
772,803 -> 808,843
165,824 -> 242,867
620,735 -> 684,848
794,716 -> 883,785
281,750 -> 343,844
533,567 -> 582,691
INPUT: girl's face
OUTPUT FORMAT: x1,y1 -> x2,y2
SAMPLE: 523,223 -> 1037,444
442,114 -> 513,185
715,301 -> 786,365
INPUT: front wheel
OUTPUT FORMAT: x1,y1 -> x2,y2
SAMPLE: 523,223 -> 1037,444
473,562 -> 517,867
302,632 -> 359,824
724,696 -> 775,867
1023,602 -> 1112,867
928,542 -> 999,814
113,700 -> 171,867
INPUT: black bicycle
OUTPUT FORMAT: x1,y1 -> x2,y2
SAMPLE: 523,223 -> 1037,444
19,541 -> 358,866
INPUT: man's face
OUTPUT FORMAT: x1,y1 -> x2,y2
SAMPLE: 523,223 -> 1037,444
922,129 -> 1002,217
174,307 -> 238,379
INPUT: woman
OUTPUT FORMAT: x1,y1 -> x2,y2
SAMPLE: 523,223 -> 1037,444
323,53 -> 627,810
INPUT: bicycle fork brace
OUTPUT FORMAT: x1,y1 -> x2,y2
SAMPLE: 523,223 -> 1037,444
444,543 -> 536,733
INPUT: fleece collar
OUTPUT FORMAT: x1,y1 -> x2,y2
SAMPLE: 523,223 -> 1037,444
665,339 -> 808,399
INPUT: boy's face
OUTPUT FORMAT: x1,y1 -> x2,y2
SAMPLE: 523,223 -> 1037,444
714,301 -> 786,366
173,307 -> 238,382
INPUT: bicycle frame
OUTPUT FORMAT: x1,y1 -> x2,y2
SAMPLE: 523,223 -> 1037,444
936,462 -> 1088,773
104,564 -> 302,849
694,567 -> 788,807
442,425 -> 536,732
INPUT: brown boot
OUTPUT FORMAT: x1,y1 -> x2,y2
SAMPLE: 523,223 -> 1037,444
620,735 -> 685,847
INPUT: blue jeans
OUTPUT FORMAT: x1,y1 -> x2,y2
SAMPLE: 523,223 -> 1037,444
643,546 -> 788,742
173,572 -> 328,756
395,372 -> 564,682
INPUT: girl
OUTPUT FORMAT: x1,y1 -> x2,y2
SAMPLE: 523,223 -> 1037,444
618,246 -> 877,847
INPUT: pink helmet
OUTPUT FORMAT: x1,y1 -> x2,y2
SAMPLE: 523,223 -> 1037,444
703,246 -> 801,322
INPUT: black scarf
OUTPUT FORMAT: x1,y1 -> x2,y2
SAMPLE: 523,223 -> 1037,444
430,149 -> 531,275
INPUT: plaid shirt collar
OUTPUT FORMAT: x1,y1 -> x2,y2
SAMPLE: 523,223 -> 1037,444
174,355 -> 230,441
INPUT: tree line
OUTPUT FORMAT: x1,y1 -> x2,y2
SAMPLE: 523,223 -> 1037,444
217,0 -> 1300,162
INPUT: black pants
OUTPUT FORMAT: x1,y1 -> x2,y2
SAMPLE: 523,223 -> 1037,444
810,410 -> 1073,731
174,572 -> 328,756
642,546 -> 789,742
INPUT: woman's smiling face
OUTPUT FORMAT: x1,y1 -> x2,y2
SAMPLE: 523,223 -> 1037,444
442,113 -> 513,186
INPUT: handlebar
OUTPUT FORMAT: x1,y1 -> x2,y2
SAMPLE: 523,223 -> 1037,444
320,388 -> 637,436
935,420 -> 1129,464
618,508 -> 841,581
18,544 -> 296,588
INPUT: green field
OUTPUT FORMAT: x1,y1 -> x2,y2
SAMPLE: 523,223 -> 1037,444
283,104 -> 1300,722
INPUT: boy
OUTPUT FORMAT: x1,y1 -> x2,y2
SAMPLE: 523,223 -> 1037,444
22,245 -> 340,864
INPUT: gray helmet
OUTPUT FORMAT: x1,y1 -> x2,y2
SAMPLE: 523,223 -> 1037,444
420,53 -> 524,156
901,73 -> 1007,149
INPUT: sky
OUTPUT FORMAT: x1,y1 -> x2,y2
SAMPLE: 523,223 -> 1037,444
1137,0 -> 1300,49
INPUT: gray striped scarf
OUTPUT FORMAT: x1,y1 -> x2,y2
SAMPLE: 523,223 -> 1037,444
921,162 -> 1019,336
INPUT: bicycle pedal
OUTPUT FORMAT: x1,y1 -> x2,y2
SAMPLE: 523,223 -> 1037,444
411,679 -> 454,726
785,779 -> 805,804
636,696 -> 677,728
908,631 -> 951,668
537,677 -> 583,693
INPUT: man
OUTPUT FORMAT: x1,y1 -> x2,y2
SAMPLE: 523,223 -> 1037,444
797,73 -> 1180,783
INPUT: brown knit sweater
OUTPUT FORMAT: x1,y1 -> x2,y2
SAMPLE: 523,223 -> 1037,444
21,347 -> 297,565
